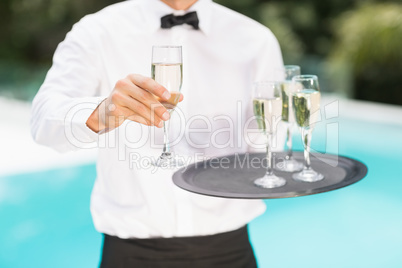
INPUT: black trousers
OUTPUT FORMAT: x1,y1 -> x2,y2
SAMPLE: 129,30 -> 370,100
100,226 -> 258,268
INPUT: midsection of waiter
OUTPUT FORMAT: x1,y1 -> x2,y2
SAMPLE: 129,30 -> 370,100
30,0 -> 284,267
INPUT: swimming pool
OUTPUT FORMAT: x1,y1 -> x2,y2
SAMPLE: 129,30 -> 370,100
1,100 -> 402,268
250,116 -> 402,268
0,165 -> 101,267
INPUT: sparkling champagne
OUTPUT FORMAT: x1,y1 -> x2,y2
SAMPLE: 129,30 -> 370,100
281,81 -> 295,123
292,89 -> 320,128
152,63 -> 182,110
253,98 -> 282,134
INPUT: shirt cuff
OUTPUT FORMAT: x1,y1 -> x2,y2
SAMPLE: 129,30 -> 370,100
64,96 -> 106,149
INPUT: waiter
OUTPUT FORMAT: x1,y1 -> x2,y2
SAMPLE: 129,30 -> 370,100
31,0 -> 284,267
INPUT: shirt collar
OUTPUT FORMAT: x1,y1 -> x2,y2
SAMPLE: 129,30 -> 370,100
141,0 -> 213,35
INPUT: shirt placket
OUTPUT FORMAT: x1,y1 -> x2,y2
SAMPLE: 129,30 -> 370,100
170,25 -> 194,236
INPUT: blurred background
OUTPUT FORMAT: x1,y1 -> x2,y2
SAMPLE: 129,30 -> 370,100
1,0 -> 401,103
1,0 -> 402,267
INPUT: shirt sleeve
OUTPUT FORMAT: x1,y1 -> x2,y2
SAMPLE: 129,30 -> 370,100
253,29 -> 284,82
31,16 -> 107,153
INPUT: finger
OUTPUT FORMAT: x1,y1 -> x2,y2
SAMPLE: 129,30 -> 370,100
114,79 -> 170,121
126,84 -> 171,121
118,93 -> 164,127
178,93 -> 184,102
127,74 -> 171,100
117,106 -> 152,127
125,113 -> 152,127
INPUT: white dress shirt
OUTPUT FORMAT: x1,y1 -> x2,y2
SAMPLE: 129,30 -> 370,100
31,0 -> 284,239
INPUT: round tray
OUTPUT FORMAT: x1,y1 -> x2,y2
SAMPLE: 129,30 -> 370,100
172,152 -> 368,199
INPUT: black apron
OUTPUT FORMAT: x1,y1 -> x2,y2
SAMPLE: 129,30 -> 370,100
100,225 -> 258,268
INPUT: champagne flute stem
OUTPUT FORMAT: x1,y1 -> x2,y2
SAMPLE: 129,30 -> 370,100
286,125 -> 293,159
266,133 -> 274,176
162,120 -> 171,155
301,128 -> 312,170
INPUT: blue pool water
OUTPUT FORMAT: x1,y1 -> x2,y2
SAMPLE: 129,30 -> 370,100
1,117 -> 402,268
0,165 -> 101,267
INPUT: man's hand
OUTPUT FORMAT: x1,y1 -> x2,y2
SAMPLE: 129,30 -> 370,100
86,74 -> 183,133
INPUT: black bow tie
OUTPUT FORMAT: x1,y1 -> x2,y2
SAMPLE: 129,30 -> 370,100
161,11 -> 199,30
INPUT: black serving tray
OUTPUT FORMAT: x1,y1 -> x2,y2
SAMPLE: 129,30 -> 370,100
172,152 -> 367,199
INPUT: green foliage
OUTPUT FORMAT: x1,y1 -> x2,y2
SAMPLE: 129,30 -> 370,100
215,0 -> 357,58
0,0 -> 123,63
0,0 -> 123,100
329,3 -> 402,104
331,3 -> 402,73
1,0 -> 401,103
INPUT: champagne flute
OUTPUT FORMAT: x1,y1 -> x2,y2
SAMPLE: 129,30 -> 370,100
253,81 -> 286,188
292,75 -> 324,182
276,65 -> 304,172
151,46 -> 184,168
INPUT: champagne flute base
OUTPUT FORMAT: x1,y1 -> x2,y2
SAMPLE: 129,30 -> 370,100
276,158 -> 303,172
254,175 -> 286,189
152,152 -> 184,169
292,169 -> 324,182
